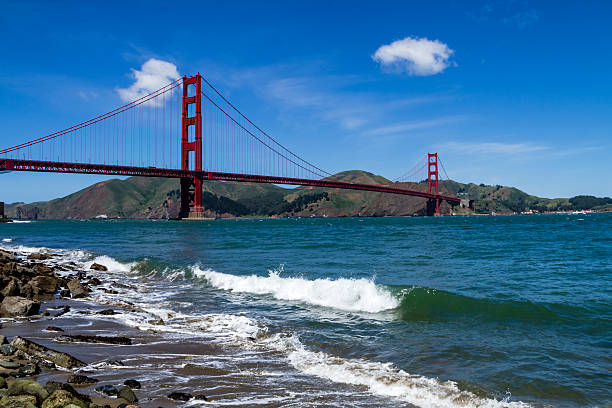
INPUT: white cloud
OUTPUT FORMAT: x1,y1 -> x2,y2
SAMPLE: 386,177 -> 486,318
117,58 -> 180,105
440,141 -> 548,154
363,116 -> 468,137
373,36 -> 455,76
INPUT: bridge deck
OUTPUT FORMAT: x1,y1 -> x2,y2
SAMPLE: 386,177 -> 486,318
0,159 -> 460,203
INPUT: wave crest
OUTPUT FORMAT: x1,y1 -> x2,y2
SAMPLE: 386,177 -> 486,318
193,267 -> 399,313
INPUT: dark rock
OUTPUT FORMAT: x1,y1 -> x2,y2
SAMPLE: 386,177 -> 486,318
87,277 -> 102,285
147,318 -> 164,325
44,381 -> 78,396
95,385 -> 119,396
67,374 -> 98,384
90,263 -> 108,271
0,296 -> 40,317
103,289 -> 118,294
0,250 -> 15,262
123,380 -> 141,389
27,275 -> 58,295
106,360 -> 124,366
10,336 -> 86,369
0,344 -> 17,356
7,380 -> 49,403
0,361 -> 21,369
19,284 -> 34,299
1,279 -> 20,298
33,264 -> 53,275
97,309 -> 118,315
67,279 -> 89,298
8,372 -> 26,378
193,394 -> 208,401
26,253 -> 51,260
42,389 -> 89,408
19,364 -> 40,376
118,386 -> 137,403
0,335 -> 8,345
0,377 -> 6,389
50,305 -> 70,317
59,289 -> 71,298
41,311 -> 50,317
117,404 -> 128,408
0,394 -> 37,408
54,335 -> 132,345
167,392 -> 192,401
45,326 -> 64,332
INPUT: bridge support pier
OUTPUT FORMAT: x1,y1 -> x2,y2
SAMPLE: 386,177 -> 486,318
426,198 -> 440,216
179,74 -> 207,219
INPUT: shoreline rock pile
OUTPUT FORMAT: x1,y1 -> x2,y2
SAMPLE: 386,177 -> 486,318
0,248 -> 208,407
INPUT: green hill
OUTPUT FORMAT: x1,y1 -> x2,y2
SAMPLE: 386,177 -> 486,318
5,171 -> 612,219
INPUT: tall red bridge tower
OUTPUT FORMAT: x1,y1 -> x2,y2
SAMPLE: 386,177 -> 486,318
427,152 -> 440,216
180,74 -> 204,219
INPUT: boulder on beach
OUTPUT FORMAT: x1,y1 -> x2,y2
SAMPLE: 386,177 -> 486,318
0,360 -> 21,369
67,279 -> 89,298
26,252 -> 51,261
44,382 -> 77,397
10,337 -> 85,369
0,344 -> 17,356
0,296 -> 40,317
41,389 -> 88,408
67,375 -> 98,385
89,263 -> 108,271
0,394 -> 37,408
19,363 -> 41,376
54,335 -> 132,346
0,250 -> 15,262
118,386 -> 137,403
95,385 -> 118,396
8,380 -> 49,404
1,279 -> 21,298
28,276 -> 59,295
123,380 -> 141,389
167,392 -> 192,401
33,264 -> 53,275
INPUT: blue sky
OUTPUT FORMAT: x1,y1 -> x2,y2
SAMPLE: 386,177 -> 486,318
1,0 -> 611,203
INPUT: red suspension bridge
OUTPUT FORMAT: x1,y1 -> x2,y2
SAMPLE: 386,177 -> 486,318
0,74 -> 460,217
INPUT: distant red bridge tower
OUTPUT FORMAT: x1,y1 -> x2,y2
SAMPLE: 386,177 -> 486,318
427,152 -> 440,216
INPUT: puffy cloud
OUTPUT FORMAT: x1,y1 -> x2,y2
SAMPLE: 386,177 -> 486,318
117,58 -> 180,105
373,36 -> 454,76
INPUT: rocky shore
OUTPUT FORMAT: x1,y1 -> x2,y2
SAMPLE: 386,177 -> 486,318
0,249 -> 207,408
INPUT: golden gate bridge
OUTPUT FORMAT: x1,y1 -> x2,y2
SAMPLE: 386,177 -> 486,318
0,74 -> 460,217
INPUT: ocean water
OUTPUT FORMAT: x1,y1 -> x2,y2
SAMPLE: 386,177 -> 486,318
1,214 -> 610,407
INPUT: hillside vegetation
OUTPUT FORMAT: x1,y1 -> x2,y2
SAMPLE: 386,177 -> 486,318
5,171 -> 611,219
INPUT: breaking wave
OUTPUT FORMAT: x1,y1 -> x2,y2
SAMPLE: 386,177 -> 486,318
193,266 -> 400,313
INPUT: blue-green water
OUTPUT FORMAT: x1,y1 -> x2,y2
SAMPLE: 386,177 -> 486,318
1,214 -> 611,407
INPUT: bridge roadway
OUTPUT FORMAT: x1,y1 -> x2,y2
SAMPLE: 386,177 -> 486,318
0,159 -> 461,204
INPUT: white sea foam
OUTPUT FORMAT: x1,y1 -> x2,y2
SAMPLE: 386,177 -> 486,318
88,255 -> 136,273
0,243 -> 49,255
193,267 -> 399,313
11,220 -> 32,223
2,238 -> 13,242
264,333 -> 528,408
